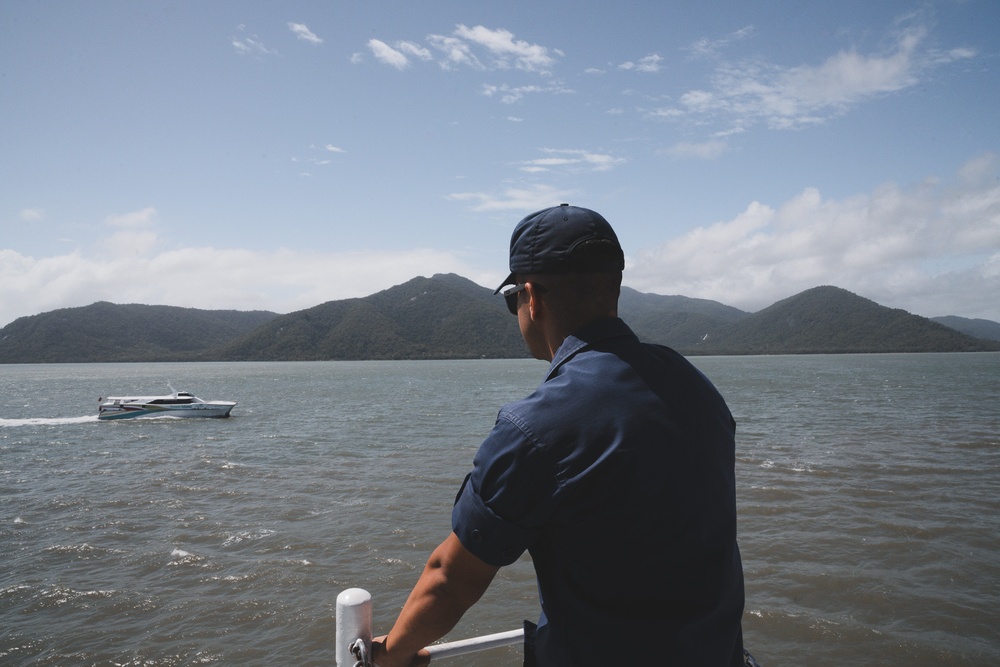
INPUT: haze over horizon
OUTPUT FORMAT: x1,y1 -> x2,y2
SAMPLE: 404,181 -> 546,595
3,1 -> 998,328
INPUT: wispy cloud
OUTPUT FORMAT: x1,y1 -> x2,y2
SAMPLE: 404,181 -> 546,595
105,207 -> 157,229
519,148 -> 627,173
397,41 -> 434,62
619,54 -> 664,73
655,20 -> 976,131
102,207 -> 159,257
451,25 -> 558,73
447,184 -> 578,212
480,80 -> 574,104
684,26 -> 755,60
20,208 -> 45,221
425,34 -> 483,70
367,25 -> 560,75
368,39 -> 410,70
663,140 -> 727,160
288,22 -> 323,45
232,25 -> 277,57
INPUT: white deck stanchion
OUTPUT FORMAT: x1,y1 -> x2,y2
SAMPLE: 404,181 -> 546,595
336,588 -> 372,667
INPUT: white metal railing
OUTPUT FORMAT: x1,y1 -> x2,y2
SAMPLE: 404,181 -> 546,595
335,588 -> 523,666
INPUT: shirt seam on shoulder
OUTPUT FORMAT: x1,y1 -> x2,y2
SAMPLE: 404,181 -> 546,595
497,408 -> 545,452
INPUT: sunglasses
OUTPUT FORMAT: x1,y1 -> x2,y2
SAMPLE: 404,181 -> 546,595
501,282 -> 545,315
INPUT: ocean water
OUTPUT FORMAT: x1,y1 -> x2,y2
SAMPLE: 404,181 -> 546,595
1,354 -> 998,666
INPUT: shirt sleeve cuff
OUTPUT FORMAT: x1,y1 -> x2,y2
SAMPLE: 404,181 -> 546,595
451,474 -> 535,566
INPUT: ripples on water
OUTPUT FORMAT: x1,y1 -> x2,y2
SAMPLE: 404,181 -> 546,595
1,355 -> 998,666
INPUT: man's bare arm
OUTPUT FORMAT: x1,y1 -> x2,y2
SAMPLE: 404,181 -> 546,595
373,531 -> 500,667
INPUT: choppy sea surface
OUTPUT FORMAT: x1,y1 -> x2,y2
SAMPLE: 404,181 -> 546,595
2,354 -> 998,666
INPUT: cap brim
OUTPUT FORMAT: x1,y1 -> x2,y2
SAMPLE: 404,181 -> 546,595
493,271 -> 517,294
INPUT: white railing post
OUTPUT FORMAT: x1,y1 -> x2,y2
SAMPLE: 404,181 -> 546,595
336,587 -> 372,667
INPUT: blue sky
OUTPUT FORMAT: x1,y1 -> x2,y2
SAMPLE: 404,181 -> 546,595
3,0 -> 999,328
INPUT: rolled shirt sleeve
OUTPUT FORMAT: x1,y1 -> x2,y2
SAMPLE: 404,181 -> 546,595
451,411 -> 554,566
452,473 -> 537,566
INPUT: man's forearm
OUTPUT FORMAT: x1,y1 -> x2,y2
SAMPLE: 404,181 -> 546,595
377,532 -> 499,666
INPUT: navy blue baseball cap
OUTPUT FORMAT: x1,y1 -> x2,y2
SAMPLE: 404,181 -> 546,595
494,204 -> 625,293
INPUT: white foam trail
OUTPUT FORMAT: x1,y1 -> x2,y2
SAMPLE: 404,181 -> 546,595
0,416 -> 98,427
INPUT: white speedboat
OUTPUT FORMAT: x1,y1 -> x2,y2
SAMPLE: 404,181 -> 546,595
98,390 -> 236,420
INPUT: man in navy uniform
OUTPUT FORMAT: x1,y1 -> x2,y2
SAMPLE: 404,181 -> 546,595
374,205 -> 748,666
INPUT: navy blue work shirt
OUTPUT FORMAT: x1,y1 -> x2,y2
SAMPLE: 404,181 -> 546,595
452,317 -> 745,666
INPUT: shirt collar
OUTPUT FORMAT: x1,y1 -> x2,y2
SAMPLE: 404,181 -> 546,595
545,317 -> 636,380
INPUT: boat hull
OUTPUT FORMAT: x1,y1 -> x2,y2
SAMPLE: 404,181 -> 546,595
98,402 -> 236,420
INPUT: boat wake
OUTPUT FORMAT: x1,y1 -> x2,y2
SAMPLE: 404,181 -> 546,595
0,416 -> 99,427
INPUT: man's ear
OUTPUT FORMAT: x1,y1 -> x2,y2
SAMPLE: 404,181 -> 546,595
525,282 -> 543,320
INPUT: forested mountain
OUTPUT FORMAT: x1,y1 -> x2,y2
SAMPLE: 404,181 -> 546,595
618,287 -> 748,349
688,286 -> 997,354
0,302 -> 277,363
931,315 -> 1000,342
215,273 -> 526,360
1,277 -> 997,363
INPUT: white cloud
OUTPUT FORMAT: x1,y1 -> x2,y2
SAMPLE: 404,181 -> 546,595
452,25 -> 556,73
288,22 -> 323,44
5,158 -> 998,329
647,106 -> 685,120
520,148 -> 627,173
396,41 -> 433,62
480,83 -> 543,104
480,81 -> 573,104
664,140 -> 727,160
99,207 -> 159,258
619,54 -> 664,73
0,245 -> 482,328
324,144 -> 346,153
626,154 -> 1000,320
447,184 -> 578,213
667,20 -> 976,130
684,26 -> 755,59
20,208 -> 44,221
232,26 -> 276,57
368,39 -> 409,70
426,34 -> 483,70
105,207 -> 157,228
370,25 -> 559,75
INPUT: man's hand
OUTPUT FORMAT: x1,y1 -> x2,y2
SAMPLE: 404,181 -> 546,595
371,635 -> 430,667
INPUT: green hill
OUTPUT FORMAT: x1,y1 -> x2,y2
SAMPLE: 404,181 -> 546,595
1,279 -> 997,363
0,302 -> 277,363
689,286 -> 997,354
215,273 -> 527,360
618,287 -> 748,349
932,315 -> 1000,342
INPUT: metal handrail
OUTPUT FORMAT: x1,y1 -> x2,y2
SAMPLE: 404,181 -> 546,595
424,628 -> 524,660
